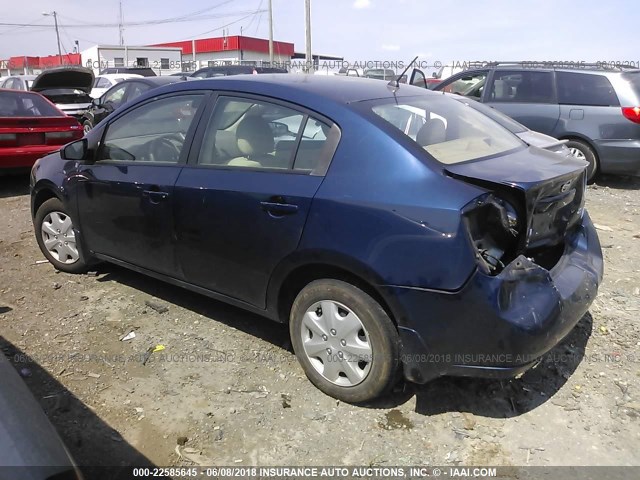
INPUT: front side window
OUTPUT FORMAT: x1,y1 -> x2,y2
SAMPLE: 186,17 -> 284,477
557,72 -> 619,106
440,71 -> 488,98
125,82 -> 151,103
197,96 -> 333,173
95,77 -> 111,89
368,95 -> 523,165
490,71 -> 554,103
97,94 -> 204,163
102,84 -> 127,106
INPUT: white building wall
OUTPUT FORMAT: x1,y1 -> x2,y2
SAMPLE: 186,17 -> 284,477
183,50 -> 291,71
81,45 -> 182,75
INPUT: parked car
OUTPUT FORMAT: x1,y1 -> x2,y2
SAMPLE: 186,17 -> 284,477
90,73 -> 143,99
449,94 -> 571,156
2,67 -> 94,119
0,349 -> 81,478
0,89 -> 83,172
80,76 -> 191,133
423,63 -> 640,182
191,65 -> 288,78
363,68 -> 406,83
30,76 -> 603,403
0,75 -> 37,91
99,66 -> 156,77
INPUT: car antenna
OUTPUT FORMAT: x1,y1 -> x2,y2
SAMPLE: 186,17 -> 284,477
388,56 -> 419,92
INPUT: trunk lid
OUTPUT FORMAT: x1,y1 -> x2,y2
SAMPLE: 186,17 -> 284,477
445,146 -> 588,249
0,116 -> 82,146
31,67 -> 94,94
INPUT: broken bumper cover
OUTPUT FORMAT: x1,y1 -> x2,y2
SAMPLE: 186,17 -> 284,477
386,211 -> 604,384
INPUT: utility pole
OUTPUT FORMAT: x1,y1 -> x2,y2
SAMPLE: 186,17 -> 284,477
42,11 -> 62,60
119,1 -> 125,46
305,0 -> 312,73
268,0 -> 274,65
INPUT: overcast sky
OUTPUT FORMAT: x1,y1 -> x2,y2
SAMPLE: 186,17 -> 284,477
1,0 -> 637,68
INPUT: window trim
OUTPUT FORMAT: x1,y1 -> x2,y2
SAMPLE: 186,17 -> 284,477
93,91 -> 211,166
185,91 -> 341,177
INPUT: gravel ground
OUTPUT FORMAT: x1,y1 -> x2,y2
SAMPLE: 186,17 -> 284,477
0,173 -> 639,477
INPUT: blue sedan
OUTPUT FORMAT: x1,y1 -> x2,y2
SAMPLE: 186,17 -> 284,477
30,75 -> 603,403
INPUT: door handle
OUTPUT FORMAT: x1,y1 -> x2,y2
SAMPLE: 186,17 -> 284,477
260,201 -> 298,216
143,189 -> 169,204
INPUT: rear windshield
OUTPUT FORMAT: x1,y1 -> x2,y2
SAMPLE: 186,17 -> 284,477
623,72 -> 640,99
0,91 -> 61,117
366,95 -> 523,165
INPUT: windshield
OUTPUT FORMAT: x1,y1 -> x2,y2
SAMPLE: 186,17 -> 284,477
453,97 -> 528,134
366,95 -> 523,165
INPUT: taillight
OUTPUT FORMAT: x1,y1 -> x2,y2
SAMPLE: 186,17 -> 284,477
462,194 -> 522,275
0,133 -> 17,147
622,107 -> 640,124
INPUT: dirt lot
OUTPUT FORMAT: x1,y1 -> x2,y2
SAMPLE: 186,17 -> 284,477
0,173 -> 639,477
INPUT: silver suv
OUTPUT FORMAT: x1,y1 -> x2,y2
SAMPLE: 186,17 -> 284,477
414,63 -> 640,182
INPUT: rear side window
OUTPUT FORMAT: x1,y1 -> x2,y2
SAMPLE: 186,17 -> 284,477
557,72 -> 620,106
490,71 -> 554,103
196,96 -> 335,174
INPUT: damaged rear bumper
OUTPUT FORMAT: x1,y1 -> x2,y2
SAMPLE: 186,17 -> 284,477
386,211 -> 604,384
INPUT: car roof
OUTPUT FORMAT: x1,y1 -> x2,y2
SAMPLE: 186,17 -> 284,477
97,73 -> 143,80
169,74 -> 433,104
7,75 -> 37,80
120,76 -> 188,86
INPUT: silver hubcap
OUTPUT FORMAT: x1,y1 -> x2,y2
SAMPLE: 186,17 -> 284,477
41,211 -> 79,264
83,123 -> 91,134
569,147 -> 586,161
300,300 -> 373,387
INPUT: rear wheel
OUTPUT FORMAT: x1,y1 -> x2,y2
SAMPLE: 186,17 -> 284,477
566,139 -> 598,184
289,279 -> 400,403
82,120 -> 93,134
34,198 -> 88,273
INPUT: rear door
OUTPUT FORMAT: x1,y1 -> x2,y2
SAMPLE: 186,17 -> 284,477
555,71 -> 624,140
173,94 -> 340,308
484,70 -> 560,135
75,92 -> 207,275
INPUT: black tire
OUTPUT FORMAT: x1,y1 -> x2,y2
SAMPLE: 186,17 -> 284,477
82,119 -> 93,134
289,279 -> 400,403
565,139 -> 598,184
34,197 -> 89,273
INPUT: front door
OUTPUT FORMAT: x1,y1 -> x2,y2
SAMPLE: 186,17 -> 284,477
174,94 -> 339,307
76,92 -> 207,275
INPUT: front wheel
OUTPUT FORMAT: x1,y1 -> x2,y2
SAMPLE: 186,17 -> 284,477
289,279 -> 400,403
566,139 -> 598,184
34,197 -> 89,273
82,120 -> 93,134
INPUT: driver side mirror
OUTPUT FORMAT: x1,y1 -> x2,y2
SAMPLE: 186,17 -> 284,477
61,139 -> 88,161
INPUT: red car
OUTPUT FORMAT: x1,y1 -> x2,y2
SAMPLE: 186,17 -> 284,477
0,89 -> 82,171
